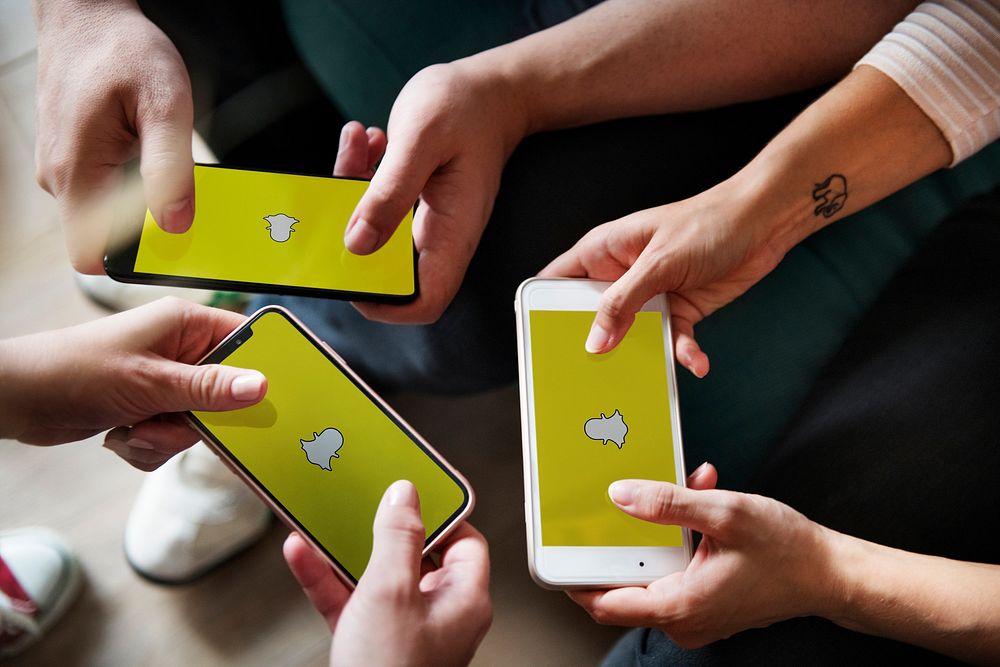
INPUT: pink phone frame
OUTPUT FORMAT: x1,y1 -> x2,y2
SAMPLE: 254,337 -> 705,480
184,305 -> 475,588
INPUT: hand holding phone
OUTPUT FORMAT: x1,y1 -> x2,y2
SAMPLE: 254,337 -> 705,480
516,278 -> 690,588
284,482 -> 492,666
105,165 -> 418,302
187,306 -> 472,584
568,464 -> 845,649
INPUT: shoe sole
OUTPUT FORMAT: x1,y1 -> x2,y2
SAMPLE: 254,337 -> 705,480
122,514 -> 276,586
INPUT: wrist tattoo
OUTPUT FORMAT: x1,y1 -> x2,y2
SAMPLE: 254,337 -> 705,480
812,174 -> 847,218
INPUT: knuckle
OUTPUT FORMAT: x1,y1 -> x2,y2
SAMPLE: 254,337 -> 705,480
588,604 -> 614,626
368,573 -> 416,606
599,290 -> 628,322
712,495 -> 747,534
188,365 -> 224,407
41,153 -> 78,196
367,172 -> 411,211
155,295 -> 188,317
648,484 -> 679,519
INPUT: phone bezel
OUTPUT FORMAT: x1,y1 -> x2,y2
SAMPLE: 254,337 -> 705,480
515,277 -> 691,589
185,305 -> 474,587
103,164 -> 419,304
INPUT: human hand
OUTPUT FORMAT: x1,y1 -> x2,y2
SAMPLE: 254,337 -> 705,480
540,178 -> 789,378
33,0 -> 195,273
569,463 -> 838,648
284,480 -> 492,667
336,62 -> 528,324
0,297 -> 266,469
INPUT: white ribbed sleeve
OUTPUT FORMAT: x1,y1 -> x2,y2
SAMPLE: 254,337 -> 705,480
856,0 -> 1000,165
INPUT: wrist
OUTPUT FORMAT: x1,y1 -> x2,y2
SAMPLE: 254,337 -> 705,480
450,54 -> 532,156
810,527 -> 883,629
723,147 -> 831,261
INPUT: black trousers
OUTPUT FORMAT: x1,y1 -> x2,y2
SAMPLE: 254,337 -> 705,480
605,192 -> 1000,665
141,0 -> 823,395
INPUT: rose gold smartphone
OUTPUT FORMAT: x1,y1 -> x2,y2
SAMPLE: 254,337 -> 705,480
186,305 -> 474,586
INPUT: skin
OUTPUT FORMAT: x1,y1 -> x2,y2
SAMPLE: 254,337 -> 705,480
541,66 -> 952,371
570,467 -> 1000,665
34,0 -> 914,297
284,481 -> 492,667
0,297 -> 266,470
33,0 -> 195,273
338,0 -> 918,327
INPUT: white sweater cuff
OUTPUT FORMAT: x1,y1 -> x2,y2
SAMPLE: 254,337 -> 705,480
856,0 -> 1000,166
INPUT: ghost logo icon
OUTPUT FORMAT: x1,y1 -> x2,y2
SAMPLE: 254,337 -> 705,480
300,427 -> 344,471
263,213 -> 298,242
584,409 -> 628,449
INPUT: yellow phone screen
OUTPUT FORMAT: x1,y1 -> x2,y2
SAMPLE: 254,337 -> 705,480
191,310 -> 468,581
133,165 -> 415,296
529,310 -> 681,547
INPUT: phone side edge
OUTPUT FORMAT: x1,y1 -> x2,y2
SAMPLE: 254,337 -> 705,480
278,308 -> 475,556
515,281 -> 549,589
658,295 -> 694,565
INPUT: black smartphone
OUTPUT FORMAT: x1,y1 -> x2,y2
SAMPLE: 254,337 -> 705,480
104,164 -> 418,303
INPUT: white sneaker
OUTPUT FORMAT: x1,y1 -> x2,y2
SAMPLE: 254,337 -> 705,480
0,528 -> 83,658
124,442 -> 271,584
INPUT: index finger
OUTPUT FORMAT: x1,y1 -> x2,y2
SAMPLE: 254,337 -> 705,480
345,134 -> 436,256
568,585 -> 671,627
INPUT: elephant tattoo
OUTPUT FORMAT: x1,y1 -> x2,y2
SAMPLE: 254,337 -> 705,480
812,174 -> 848,218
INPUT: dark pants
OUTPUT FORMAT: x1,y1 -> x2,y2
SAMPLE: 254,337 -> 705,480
249,92 -> 820,395
141,0 -> 822,396
604,194 -> 1000,665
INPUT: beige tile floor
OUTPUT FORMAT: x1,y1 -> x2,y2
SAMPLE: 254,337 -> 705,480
0,2 -> 621,665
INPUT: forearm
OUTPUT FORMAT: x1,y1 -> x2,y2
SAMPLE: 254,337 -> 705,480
823,532 -> 1000,664
0,338 -> 31,440
462,0 -> 917,135
722,64 -> 950,257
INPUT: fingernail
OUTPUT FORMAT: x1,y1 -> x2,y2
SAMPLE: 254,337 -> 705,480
608,481 -> 636,506
386,480 -> 418,508
585,323 -> 610,354
231,372 -> 266,401
344,218 -> 380,254
338,123 -> 351,151
691,462 -> 711,479
127,438 -> 155,450
161,198 -> 193,233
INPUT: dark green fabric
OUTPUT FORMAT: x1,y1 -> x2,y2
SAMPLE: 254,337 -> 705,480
282,0 -> 1000,488
679,141 -> 1000,489
281,0 -> 525,127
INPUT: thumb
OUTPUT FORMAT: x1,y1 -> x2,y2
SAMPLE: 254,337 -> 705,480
158,362 -> 267,413
586,255 -> 665,354
344,135 -> 434,255
608,479 -> 728,536
136,88 -> 195,234
364,480 -> 424,589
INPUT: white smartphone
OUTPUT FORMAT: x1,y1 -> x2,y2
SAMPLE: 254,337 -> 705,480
515,278 -> 691,589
